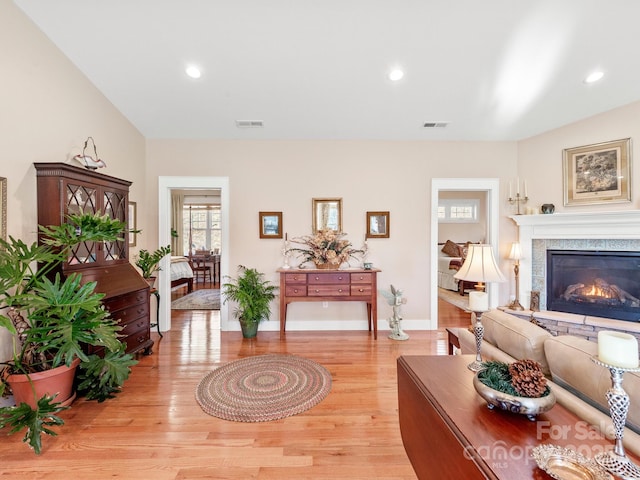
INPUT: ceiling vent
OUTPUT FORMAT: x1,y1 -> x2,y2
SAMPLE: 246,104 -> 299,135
423,121 -> 450,128
236,120 -> 264,128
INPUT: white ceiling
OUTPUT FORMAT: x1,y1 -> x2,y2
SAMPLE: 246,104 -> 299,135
14,0 -> 640,141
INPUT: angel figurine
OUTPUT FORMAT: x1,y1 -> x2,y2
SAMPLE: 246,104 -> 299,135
380,284 -> 409,341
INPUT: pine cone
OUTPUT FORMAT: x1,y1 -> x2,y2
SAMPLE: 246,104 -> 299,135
509,359 -> 548,398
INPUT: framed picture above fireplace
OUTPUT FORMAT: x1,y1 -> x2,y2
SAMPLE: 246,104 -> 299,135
563,138 -> 631,206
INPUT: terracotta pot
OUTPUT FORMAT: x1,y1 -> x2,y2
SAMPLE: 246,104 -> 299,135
6,357 -> 80,409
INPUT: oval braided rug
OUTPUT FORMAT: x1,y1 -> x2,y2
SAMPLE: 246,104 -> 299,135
195,354 -> 332,422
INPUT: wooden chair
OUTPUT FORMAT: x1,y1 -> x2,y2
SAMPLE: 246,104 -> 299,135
190,252 -> 212,286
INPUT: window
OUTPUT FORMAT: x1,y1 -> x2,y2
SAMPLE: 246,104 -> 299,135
438,199 -> 479,223
183,205 -> 221,254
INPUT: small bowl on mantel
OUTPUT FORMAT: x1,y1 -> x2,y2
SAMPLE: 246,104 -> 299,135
473,373 -> 556,421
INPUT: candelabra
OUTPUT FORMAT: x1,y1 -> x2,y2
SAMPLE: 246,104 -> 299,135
508,192 -> 529,215
592,356 -> 640,478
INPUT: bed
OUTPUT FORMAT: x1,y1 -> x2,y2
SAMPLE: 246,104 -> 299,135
170,256 -> 194,293
437,240 -> 473,296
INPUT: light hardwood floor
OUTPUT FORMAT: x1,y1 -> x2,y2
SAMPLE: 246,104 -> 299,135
0,295 -> 469,479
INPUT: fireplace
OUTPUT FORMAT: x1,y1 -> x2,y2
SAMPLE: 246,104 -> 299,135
546,250 -> 640,322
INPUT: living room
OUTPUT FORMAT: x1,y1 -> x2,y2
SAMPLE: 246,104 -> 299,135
2,1 -> 640,477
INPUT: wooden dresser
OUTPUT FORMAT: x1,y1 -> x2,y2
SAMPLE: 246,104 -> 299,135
34,163 -> 153,356
277,268 -> 380,339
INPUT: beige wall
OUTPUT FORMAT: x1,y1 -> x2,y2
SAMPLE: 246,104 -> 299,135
146,140 -> 518,329
518,100 -> 640,214
0,1 -> 146,359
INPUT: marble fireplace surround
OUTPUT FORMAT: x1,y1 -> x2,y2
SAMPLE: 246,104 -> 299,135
509,210 -> 640,341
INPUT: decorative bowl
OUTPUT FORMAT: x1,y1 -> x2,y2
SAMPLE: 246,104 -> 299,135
473,373 -> 556,421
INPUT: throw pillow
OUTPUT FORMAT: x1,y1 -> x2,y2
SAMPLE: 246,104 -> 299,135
441,240 -> 462,257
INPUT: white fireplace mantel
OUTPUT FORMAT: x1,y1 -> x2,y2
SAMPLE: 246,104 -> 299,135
510,210 -> 640,306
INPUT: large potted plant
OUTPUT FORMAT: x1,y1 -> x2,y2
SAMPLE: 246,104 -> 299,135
134,245 -> 172,286
0,212 -> 137,454
222,265 -> 278,338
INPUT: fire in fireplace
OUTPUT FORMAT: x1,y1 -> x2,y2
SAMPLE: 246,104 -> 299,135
546,250 -> 640,322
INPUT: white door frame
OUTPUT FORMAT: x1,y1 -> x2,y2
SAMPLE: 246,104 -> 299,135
157,176 -> 230,332
430,178 -> 501,327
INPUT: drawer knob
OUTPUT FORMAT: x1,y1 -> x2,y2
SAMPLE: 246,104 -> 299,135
315,289 -> 319,293
315,276 -> 319,280
359,288 -> 364,292
294,289 -> 298,293
359,276 -> 364,280
338,289 -> 343,293
338,276 -> 343,280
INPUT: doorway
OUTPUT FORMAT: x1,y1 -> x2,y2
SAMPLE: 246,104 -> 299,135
430,178 -> 500,328
158,176 -> 230,332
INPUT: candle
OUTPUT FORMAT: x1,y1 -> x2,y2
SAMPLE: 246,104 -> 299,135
524,180 -> 528,197
598,331 -> 639,368
508,181 -> 512,199
516,177 -> 520,195
468,291 -> 489,312
285,232 -> 288,241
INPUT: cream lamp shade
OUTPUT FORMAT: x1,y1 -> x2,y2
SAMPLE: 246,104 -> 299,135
508,242 -> 522,261
454,244 -> 506,284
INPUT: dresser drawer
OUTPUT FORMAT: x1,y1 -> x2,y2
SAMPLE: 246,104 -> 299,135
351,273 -> 373,284
286,285 -> 307,296
120,316 -> 149,336
110,302 -> 149,325
308,273 -> 349,284
121,330 -> 151,352
285,273 -> 307,284
351,285 -> 372,296
308,285 -> 350,296
105,288 -> 147,312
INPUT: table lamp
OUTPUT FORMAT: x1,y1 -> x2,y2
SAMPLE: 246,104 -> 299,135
454,244 -> 506,371
507,242 -> 524,311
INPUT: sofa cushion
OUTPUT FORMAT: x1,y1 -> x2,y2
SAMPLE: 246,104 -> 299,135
481,309 -> 552,375
544,335 -> 640,434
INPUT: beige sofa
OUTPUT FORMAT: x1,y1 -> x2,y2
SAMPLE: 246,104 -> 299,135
451,309 -> 640,455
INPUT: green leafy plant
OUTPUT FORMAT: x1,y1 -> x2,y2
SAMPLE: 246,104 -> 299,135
0,394 -> 67,454
0,212 -> 137,453
222,265 -> 278,325
134,245 -> 172,279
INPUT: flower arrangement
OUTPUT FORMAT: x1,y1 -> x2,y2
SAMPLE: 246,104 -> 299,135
287,229 -> 363,268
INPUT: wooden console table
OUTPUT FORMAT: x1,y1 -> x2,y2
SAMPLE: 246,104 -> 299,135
397,355 -> 628,479
278,268 -> 380,339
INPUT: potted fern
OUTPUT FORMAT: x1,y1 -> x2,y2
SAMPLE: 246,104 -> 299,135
0,212 -> 137,454
134,245 -> 171,286
222,265 -> 278,338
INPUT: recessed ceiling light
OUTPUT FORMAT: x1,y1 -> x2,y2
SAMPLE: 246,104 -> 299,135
389,69 -> 404,81
584,71 -> 604,84
185,65 -> 202,79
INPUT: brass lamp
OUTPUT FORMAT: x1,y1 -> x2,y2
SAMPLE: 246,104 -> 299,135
507,242 -> 524,311
454,244 -> 506,371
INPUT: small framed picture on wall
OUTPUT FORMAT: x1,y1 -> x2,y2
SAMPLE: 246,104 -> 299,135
366,211 -> 390,238
259,211 -> 283,239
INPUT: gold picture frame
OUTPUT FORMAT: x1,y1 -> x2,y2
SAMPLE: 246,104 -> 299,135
366,211 -> 390,238
259,211 -> 283,239
128,201 -> 137,246
563,138 -> 631,206
312,198 -> 342,232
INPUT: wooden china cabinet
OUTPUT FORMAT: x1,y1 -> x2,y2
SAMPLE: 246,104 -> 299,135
34,163 -> 153,356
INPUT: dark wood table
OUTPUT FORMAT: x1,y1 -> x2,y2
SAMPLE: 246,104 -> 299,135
397,355 -> 629,479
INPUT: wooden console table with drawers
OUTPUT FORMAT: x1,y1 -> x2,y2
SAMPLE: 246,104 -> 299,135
278,268 -> 380,339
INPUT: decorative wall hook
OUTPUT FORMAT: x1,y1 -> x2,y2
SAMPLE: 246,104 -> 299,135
73,137 -> 107,170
